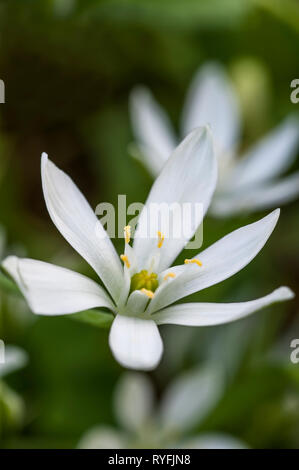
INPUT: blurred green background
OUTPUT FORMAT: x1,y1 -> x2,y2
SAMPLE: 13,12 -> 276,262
0,0 -> 299,448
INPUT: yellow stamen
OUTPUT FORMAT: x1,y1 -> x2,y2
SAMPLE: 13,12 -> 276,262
140,288 -> 154,299
120,254 -> 130,269
124,225 -> 131,244
163,272 -> 176,281
157,231 -> 165,248
184,258 -> 203,267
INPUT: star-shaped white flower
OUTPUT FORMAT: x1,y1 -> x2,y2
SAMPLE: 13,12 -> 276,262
79,369 -> 247,449
130,62 -> 299,217
2,127 -> 294,370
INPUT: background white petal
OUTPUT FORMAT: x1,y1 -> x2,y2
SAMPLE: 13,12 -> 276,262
109,314 -> 163,370
211,171 -> 299,216
227,114 -> 299,190
180,433 -> 248,449
133,126 -> 217,272
159,365 -> 223,432
130,86 -> 176,174
2,256 -> 114,315
182,62 -> 240,155
149,209 -> 280,312
0,346 -> 28,378
129,142 -> 169,178
114,372 -> 154,433
154,287 -> 294,326
78,426 -> 127,449
41,153 -> 123,302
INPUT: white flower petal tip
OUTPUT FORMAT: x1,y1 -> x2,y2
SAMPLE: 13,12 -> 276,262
109,315 -> 163,371
129,85 -> 176,175
41,151 -> 48,166
275,286 -> 295,301
149,209 -> 281,313
133,125 -> 217,272
2,255 -> 114,315
40,153 -> 123,302
182,62 -> 240,154
2,255 -> 22,286
153,286 -> 294,327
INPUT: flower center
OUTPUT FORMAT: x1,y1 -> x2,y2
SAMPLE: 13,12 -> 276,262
119,226 -> 202,301
130,270 -> 159,293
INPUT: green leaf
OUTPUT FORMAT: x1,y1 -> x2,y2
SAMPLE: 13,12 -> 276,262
70,309 -> 114,329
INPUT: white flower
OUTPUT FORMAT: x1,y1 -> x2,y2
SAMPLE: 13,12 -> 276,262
2,127 -> 294,370
130,62 -> 299,217
0,346 -> 27,378
0,346 -> 27,428
78,368 -> 247,449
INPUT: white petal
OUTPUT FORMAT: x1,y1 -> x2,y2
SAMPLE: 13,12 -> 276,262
41,153 -> 123,302
130,87 -> 176,175
0,346 -> 28,378
114,372 -> 154,432
109,315 -> 163,370
153,287 -> 294,326
211,171 -> 299,217
2,256 -> 114,315
125,290 -> 150,316
182,62 -> 240,154
159,365 -> 223,432
78,426 -> 126,449
227,115 -> 299,190
180,433 -> 248,449
129,143 -> 169,178
133,126 -> 217,272
149,209 -> 280,312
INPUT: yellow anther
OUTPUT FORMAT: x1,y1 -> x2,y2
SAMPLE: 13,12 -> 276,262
163,272 -> 176,281
184,258 -> 203,267
157,231 -> 165,248
120,254 -> 130,269
140,288 -> 154,299
124,225 -> 131,244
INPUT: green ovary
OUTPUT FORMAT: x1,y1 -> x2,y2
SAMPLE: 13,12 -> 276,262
130,270 -> 159,293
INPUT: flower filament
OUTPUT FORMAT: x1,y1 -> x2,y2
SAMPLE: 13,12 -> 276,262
140,288 -> 155,299
120,229 -> 178,301
157,230 -> 165,248
163,272 -> 176,281
184,258 -> 203,267
120,254 -> 130,268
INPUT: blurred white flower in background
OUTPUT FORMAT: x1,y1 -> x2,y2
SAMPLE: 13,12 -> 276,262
0,345 -> 27,377
0,225 -> 33,330
1,131 -> 294,371
0,346 -> 28,430
130,62 -> 299,217
79,368 -> 247,449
